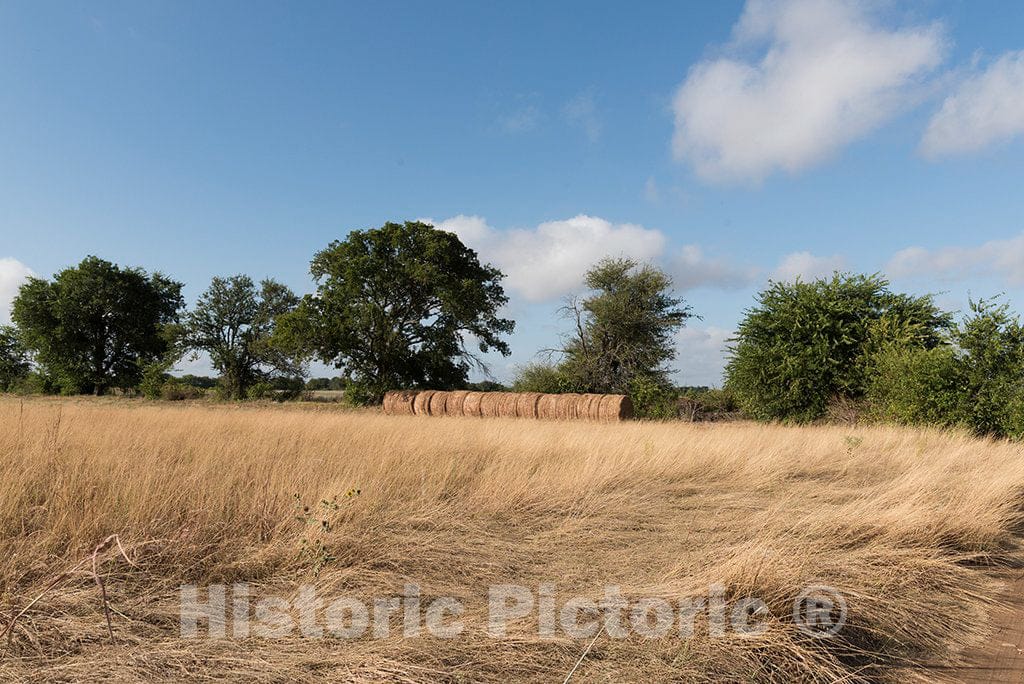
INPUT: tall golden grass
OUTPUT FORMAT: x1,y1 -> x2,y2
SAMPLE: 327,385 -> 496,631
1,396 -> 1023,681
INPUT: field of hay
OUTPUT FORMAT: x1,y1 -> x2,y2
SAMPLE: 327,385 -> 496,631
1,397 -> 1023,682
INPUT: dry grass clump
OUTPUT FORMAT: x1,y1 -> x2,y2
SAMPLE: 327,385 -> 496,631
1,397 -> 1023,681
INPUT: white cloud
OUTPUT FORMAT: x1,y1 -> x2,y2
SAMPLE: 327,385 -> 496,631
675,326 -> 732,387
671,0 -> 946,182
672,245 -> 759,290
887,232 -> 1024,285
429,214 -> 666,302
771,251 -> 847,282
562,90 -> 602,142
921,50 -> 1024,157
0,258 -> 34,324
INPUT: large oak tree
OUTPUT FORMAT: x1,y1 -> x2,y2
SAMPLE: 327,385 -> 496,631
12,256 -> 183,395
275,221 -> 514,403
184,275 -> 301,399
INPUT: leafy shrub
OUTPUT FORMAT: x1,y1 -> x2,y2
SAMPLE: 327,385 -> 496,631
511,363 -> 579,394
726,273 -> 950,423
628,374 -> 679,420
246,381 -> 274,400
867,346 -> 965,428
140,361 -> 172,399
160,380 -> 204,401
867,298 -> 1024,439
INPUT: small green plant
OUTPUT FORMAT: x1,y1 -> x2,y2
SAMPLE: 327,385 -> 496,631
843,435 -> 863,455
293,488 -> 361,577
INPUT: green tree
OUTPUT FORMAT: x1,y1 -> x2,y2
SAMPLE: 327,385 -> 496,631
12,256 -> 183,395
184,275 -> 302,400
726,273 -> 951,422
274,221 -> 514,404
0,325 -> 30,391
954,297 -> 1024,437
554,258 -> 693,394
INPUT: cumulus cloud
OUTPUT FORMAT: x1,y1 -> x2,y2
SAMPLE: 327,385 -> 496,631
428,214 -> 666,302
921,50 -> 1024,157
671,0 -> 946,182
675,326 -> 732,387
672,245 -> 759,290
887,232 -> 1024,285
771,251 -> 847,282
0,258 -> 34,323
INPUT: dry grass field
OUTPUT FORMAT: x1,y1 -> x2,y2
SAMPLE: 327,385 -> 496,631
2,397 -> 1024,682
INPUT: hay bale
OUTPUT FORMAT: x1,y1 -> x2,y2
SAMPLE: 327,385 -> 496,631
555,393 -> 581,420
413,390 -> 436,416
494,392 -> 517,418
578,393 -> 603,421
428,391 -> 449,416
598,394 -> 634,421
479,392 -> 504,418
515,392 -> 542,419
445,390 -> 470,416
463,392 -> 483,417
383,390 -> 417,415
537,393 -> 559,420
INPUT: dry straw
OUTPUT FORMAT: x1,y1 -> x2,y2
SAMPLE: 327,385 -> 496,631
445,390 -> 470,417
428,391 -> 449,417
385,390 -> 632,421
479,392 -> 504,418
462,392 -> 483,417
515,392 -> 542,419
412,390 -> 436,416
382,390 -> 417,415
537,393 -> 559,420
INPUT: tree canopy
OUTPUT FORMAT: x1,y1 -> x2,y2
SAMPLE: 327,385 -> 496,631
12,256 -> 184,395
556,258 -> 693,393
184,275 -> 301,399
0,325 -> 30,391
513,258 -> 693,408
725,273 -> 952,422
274,221 -> 514,403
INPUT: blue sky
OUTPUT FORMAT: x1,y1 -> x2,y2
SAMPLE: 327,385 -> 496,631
2,0 -> 1023,385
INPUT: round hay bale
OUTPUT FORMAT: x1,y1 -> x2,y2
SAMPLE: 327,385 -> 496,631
578,393 -> 602,421
479,392 -> 504,418
555,393 -> 580,420
445,390 -> 470,416
598,394 -> 634,421
496,392 -> 519,418
384,390 -> 417,415
463,392 -> 483,417
537,393 -> 559,420
515,392 -> 542,418
428,391 -> 449,416
413,390 -> 436,416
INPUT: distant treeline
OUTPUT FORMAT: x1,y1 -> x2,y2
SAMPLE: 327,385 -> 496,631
2,220 -> 1022,436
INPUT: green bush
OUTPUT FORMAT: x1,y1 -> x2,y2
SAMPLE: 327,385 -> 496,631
726,273 -> 951,423
160,380 -> 204,401
628,374 -> 679,420
682,387 -> 739,414
867,298 -> 1024,439
140,361 -> 172,399
246,381 -> 274,400
867,346 -> 965,428
511,362 -> 580,394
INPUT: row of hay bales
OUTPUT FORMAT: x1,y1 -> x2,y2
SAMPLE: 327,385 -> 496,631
382,390 -> 633,421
